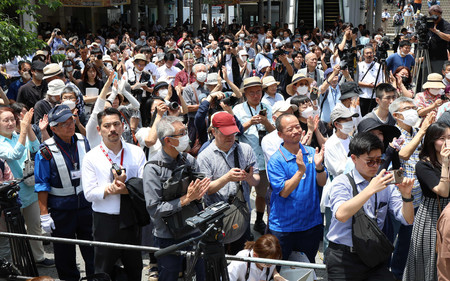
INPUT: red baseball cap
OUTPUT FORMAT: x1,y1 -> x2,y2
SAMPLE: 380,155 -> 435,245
212,112 -> 240,136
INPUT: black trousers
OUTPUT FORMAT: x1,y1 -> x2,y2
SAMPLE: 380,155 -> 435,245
359,97 -> 377,117
93,212 -> 143,280
325,243 -> 395,281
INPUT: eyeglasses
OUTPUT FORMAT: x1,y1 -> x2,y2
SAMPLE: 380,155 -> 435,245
359,157 -> 384,167
246,91 -> 262,97
169,130 -> 187,138
58,118 -> 76,128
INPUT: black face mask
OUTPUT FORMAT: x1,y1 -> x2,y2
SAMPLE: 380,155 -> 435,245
402,76 -> 409,85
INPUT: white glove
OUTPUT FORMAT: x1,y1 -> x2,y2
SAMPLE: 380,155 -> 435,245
40,214 -> 55,234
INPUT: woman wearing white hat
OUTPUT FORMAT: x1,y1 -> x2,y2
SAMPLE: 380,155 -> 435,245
414,73 -> 446,117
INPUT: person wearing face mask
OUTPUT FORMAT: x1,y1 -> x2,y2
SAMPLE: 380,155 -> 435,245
414,73 -> 446,117
182,63 -> 209,148
122,54 -> 152,105
286,73 -> 314,102
392,66 -> 414,98
135,30 -> 147,46
17,60 -> 48,110
7,61 -> 32,102
318,34 -> 335,54
34,79 -> 65,135
60,87 -> 87,136
427,5 -> 450,73
47,28 -> 69,55
386,41 -> 415,74
143,116 -> 210,281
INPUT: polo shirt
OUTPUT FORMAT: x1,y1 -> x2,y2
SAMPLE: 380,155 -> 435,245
267,143 -> 323,232
7,78 -> 25,101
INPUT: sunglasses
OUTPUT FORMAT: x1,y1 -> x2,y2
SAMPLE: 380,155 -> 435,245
360,157 -> 384,167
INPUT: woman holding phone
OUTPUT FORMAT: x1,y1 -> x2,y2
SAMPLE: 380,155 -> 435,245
403,122 -> 450,281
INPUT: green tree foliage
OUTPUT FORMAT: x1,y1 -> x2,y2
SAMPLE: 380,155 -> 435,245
0,0 -> 61,64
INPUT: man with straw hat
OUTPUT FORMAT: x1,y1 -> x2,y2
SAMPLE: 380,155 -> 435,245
261,76 -> 284,107
233,77 -> 275,235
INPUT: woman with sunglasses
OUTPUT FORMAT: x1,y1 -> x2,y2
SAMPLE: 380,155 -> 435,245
403,122 -> 450,281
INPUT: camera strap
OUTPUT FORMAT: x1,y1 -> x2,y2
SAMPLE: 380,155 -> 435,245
359,62 -> 375,82
100,144 -> 124,167
218,144 -> 244,195
118,111 -> 139,147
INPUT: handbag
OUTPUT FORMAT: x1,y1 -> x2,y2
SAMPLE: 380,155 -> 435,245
220,146 -> 250,244
346,174 -> 394,268
23,150 -> 35,186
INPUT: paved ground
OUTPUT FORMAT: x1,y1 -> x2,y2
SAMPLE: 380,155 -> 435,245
35,190 -> 327,280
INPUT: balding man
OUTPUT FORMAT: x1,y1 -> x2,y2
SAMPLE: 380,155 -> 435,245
298,52 -> 324,88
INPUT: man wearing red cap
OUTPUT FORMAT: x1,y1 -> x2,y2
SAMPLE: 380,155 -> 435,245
197,111 -> 260,254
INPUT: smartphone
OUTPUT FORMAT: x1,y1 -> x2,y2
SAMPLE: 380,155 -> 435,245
259,109 -> 267,116
243,165 -> 252,173
386,169 -> 404,184
310,87 -> 319,101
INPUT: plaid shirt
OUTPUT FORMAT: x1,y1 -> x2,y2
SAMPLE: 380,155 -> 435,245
397,125 -> 422,208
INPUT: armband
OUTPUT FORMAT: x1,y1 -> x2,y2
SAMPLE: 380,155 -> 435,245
40,146 -> 53,161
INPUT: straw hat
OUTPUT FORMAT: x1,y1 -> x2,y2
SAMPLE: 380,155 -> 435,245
240,77 -> 262,93
286,73 -> 314,96
422,73 -> 445,89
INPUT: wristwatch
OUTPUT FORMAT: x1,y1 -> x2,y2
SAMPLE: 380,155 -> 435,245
315,165 -> 325,173
402,196 -> 414,202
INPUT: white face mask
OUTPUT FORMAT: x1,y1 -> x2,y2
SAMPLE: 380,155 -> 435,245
110,44 -> 117,49
301,107 -> 314,119
240,34 -> 245,38
324,39 -> 330,43
126,49 -> 132,56
429,88 -> 443,96
245,43 -> 251,48
208,35 -> 214,41
159,89 -> 168,98
21,72 -> 31,80
65,66 -> 73,72
265,39 -> 272,44
62,100 -> 76,110
141,35 -> 146,40
67,52 -> 76,59
446,72 -> 450,80
196,72 -> 207,83
296,85 -> 309,95
173,135 -> 189,152
339,121 -> 354,135
106,63 -> 113,71
399,109 -> 419,127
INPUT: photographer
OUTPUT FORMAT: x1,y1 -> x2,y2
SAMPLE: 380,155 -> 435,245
143,116 -> 210,280
218,35 -> 245,88
47,28 -> 68,55
357,46 -> 384,116
428,5 -> 450,72
197,112 -> 259,254
272,45 -> 294,98
233,77 -> 275,235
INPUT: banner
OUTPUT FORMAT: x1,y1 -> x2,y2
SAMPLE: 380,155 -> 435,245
61,0 -> 130,7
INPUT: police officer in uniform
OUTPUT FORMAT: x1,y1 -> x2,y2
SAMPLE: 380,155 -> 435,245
35,105 -> 94,281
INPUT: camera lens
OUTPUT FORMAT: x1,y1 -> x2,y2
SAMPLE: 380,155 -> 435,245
97,54 -> 102,60
57,31 -> 62,36
169,102 -> 179,110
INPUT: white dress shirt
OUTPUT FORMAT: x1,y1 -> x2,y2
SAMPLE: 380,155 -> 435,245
157,64 -> 181,85
227,249 -> 275,281
82,140 -> 146,214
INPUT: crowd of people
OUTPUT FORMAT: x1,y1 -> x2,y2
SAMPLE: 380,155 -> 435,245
1,2 -> 450,281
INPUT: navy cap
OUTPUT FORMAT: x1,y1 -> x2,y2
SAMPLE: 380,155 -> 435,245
48,105 -> 73,127
324,68 -> 334,78
31,60 -> 46,71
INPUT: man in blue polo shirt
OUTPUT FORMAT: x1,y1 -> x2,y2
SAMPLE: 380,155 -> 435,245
267,113 -> 327,263
386,40 -> 415,74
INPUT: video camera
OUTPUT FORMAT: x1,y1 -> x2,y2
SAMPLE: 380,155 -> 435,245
273,49 -> 289,60
0,181 -> 20,201
377,36 -> 391,61
186,201 -> 230,230
415,14 -> 439,45
339,45 -> 364,73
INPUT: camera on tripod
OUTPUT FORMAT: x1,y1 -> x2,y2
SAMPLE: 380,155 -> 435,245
377,36 -> 391,61
186,201 -> 230,230
339,45 -> 364,73
415,14 -> 439,45
0,181 -> 20,201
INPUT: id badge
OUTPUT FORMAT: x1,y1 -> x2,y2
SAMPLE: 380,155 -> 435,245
71,170 -> 81,180
307,155 -> 313,164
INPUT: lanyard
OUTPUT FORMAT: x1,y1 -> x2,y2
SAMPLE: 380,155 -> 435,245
56,141 -> 78,169
100,145 -> 124,166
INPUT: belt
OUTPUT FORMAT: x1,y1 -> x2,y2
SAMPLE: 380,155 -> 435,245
329,241 -> 357,253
